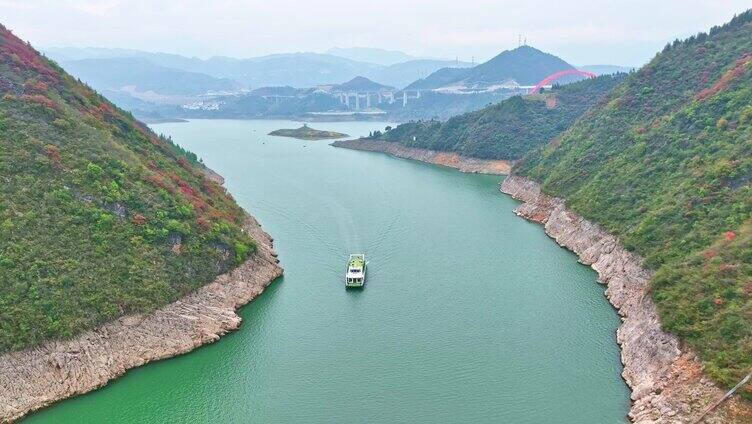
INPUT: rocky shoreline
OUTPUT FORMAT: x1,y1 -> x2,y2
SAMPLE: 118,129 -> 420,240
500,175 -> 751,423
331,139 -> 512,175
0,215 -> 283,423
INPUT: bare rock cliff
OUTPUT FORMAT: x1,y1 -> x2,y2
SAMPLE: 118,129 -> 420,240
0,216 -> 283,423
501,175 -> 751,424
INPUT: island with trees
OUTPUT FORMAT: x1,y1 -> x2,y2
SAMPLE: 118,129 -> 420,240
268,124 -> 348,140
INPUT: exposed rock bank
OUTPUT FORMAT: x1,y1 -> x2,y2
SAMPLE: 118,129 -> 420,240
500,175 -> 752,424
0,216 -> 283,423
332,139 -> 511,175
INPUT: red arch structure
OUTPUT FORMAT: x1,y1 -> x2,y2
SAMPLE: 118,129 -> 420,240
529,69 -> 597,94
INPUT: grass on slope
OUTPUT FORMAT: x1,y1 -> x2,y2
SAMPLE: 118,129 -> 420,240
517,11 -> 752,393
0,25 -> 255,352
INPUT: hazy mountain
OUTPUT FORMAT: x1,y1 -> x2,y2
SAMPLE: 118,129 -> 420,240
406,46 -> 577,90
45,47 -> 380,88
365,59 -> 472,89
45,47 -> 208,73
43,45 -> 595,122
61,57 -> 242,96
206,52 -> 381,87
250,86 -> 300,96
404,67 -> 469,90
326,47 -> 419,65
461,46 -> 574,85
332,76 -> 394,91
44,47 -> 472,89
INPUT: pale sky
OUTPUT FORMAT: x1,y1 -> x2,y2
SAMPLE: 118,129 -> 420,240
1,0 -> 750,66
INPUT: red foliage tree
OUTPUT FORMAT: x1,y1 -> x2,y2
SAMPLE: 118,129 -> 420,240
131,213 -> 147,225
24,80 -> 48,93
196,216 -> 212,232
20,94 -> 58,110
0,26 -> 59,84
696,54 -> 752,101
43,144 -> 61,168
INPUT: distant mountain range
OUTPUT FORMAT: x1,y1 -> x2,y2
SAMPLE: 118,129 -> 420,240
61,57 -> 241,96
43,45 -> 632,122
366,59 -> 470,89
326,47 -> 424,66
44,47 -> 468,90
45,49 -> 382,88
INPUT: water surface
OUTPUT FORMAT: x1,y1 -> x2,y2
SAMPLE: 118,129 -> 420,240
27,119 -> 629,423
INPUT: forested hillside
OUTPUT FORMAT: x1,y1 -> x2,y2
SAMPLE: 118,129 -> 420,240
517,11 -> 752,392
0,25 -> 256,352
377,73 -> 625,160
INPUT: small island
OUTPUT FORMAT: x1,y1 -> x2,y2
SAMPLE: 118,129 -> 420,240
268,124 -> 348,140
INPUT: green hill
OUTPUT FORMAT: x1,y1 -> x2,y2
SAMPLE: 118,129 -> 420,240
406,46 -> 577,90
0,25 -> 256,352
462,45 -> 575,86
517,11 -> 752,391
377,73 -> 625,160
332,76 -> 393,91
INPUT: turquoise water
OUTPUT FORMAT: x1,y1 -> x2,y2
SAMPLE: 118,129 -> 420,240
26,119 -> 629,423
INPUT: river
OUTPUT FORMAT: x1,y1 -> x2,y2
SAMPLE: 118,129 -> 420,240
26,119 -> 629,423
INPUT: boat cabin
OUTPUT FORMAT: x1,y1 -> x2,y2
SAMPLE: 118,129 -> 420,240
346,254 -> 366,288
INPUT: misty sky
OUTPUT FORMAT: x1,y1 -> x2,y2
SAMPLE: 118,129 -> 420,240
1,0 -> 750,66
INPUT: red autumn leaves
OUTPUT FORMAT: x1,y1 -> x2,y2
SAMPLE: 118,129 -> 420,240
0,26 -> 59,84
144,163 -> 236,233
695,53 -> 752,101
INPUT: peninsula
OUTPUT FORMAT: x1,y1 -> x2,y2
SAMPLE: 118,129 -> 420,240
0,24 -> 283,421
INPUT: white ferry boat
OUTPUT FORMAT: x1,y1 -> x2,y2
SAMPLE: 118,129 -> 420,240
345,254 -> 366,288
